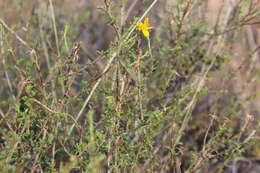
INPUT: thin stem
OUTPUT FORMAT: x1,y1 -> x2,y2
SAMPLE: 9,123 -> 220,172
49,0 -> 60,57
0,19 -> 29,47
147,37 -> 153,58
137,50 -> 144,120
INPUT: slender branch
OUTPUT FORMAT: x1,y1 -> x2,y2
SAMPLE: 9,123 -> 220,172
31,98 -> 60,114
49,0 -> 60,57
0,18 -> 29,47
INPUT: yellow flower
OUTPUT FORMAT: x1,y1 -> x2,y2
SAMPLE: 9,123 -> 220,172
137,17 -> 154,37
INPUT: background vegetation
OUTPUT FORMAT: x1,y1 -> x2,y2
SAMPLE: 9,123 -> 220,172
0,0 -> 259,172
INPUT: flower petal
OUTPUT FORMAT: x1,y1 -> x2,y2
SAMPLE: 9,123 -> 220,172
144,18 -> 149,27
137,22 -> 143,31
142,30 -> 149,37
136,17 -> 154,37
